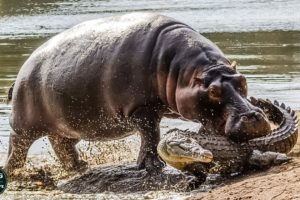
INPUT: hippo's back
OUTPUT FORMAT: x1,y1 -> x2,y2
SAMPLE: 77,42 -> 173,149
10,13 -> 189,136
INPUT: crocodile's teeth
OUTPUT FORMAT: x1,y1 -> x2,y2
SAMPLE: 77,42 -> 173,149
280,103 -> 286,109
250,96 -> 256,100
293,115 -> 297,121
274,100 -> 279,106
249,96 -> 257,104
257,98 -> 266,105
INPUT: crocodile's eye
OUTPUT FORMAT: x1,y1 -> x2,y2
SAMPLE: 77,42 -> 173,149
185,138 -> 192,143
168,141 -> 179,146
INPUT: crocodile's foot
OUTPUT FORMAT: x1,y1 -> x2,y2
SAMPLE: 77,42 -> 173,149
248,150 -> 291,168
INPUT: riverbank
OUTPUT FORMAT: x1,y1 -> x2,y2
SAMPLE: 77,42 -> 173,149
0,111 -> 299,200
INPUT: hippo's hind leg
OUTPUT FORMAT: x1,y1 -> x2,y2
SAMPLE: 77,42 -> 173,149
48,135 -> 88,172
131,107 -> 165,173
4,130 -> 40,176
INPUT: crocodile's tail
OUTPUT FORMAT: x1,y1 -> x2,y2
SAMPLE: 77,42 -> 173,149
7,82 -> 14,103
247,97 -> 298,154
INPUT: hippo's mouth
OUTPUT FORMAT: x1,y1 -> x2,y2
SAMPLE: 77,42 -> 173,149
204,105 -> 271,140
221,100 -> 272,142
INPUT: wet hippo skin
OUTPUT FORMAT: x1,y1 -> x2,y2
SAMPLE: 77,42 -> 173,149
5,13 -> 270,175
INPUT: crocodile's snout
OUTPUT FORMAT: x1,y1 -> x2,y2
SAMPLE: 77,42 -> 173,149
162,134 -> 213,163
192,148 -> 213,162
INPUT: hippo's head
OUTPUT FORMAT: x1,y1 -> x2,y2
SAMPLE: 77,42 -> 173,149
175,64 -> 271,142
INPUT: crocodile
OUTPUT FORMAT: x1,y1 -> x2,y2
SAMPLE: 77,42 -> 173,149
158,98 -> 298,178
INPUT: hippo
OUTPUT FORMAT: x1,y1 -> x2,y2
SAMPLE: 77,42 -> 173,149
5,13 -> 271,175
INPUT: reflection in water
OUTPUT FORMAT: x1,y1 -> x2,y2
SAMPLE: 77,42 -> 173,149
0,0 -> 62,16
1,0 -> 300,38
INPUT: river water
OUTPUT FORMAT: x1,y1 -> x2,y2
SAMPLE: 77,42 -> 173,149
0,0 -> 300,153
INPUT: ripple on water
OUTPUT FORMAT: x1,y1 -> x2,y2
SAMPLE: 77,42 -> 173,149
1,0 -> 300,38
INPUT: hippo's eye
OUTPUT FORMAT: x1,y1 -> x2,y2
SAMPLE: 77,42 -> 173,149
208,85 -> 222,101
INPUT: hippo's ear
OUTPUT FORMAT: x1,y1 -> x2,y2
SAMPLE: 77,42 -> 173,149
230,61 -> 237,71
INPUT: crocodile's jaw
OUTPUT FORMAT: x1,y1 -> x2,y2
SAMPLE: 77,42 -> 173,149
159,154 -> 200,170
157,134 -> 213,170
166,143 -> 213,162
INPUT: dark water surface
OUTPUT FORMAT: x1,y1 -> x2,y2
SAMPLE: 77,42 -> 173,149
0,0 -> 300,153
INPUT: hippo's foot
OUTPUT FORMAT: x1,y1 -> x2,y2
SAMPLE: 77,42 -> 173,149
248,150 -> 291,168
3,168 -> 24,181
136,153 -> 165,175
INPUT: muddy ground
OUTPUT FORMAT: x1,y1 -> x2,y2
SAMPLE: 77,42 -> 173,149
0,112 -> 299,200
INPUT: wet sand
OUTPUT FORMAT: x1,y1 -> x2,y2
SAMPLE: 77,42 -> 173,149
0,112 -> 299,200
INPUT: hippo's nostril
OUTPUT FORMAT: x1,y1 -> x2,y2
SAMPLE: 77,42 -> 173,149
241,116 -> 248,122
240,111 -> 264,122
254,112 -> 263,120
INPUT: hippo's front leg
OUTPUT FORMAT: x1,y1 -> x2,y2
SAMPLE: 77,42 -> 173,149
131,106 -> 165,173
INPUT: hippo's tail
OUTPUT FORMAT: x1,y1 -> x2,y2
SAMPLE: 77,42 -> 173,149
7,82 -> 15,103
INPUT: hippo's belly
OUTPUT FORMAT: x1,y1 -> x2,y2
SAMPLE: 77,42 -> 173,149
53,115 -> 137,141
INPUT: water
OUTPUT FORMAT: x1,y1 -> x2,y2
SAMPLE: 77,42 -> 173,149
0,0 -> 300,153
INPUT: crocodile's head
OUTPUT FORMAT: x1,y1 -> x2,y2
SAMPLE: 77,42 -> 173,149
157,132 -> 213,170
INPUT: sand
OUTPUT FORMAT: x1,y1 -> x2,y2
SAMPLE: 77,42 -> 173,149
0,112 -> 299,200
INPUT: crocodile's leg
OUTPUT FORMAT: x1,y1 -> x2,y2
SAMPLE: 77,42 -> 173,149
248,150 -> 291,168
183,163 -> 210,183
